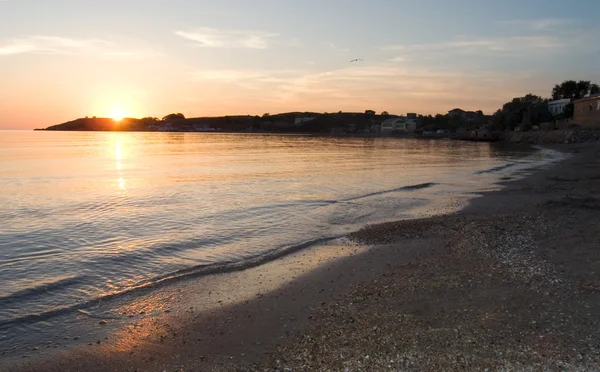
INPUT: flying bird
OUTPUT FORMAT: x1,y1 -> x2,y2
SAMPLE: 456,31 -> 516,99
350,59 -> 363,63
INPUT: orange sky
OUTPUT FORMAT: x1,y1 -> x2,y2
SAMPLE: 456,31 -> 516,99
1,1 -> 599,129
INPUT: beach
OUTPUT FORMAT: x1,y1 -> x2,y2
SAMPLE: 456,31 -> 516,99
3,142 -> 600,371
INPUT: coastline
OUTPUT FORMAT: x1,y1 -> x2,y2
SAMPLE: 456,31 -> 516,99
3,142 -> 600,371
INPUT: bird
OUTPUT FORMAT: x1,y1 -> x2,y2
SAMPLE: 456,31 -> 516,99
350,59 -> 363,63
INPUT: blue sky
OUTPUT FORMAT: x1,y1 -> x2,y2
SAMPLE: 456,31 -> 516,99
1,0 -> 599,129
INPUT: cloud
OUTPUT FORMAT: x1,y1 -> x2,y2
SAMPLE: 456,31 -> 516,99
325,42 -> 349,53
188,62 -> 520,114
388,56 -> 410,63
175,28 -> 278,49
0,35 -> 158,59
192,70 -> 264,82
383,18 -> 590,58
499,18 -> 574,31
383,35 -> 565,54
192,69 -> 300,82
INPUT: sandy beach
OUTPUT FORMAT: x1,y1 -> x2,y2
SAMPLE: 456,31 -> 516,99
4,142 -> 600,371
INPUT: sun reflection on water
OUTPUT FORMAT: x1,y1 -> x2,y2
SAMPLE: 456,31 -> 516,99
115,139 -> 126,190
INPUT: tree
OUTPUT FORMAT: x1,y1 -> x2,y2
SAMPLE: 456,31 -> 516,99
490,110 -> 506,131
493,94 -> 547,131
364,110 -> 376,116
552,80 -> 597,100
381,111 -> 389,116
576,81 -> 591,99
262,113 -> 270,117
162,113 -> 185,121
552,80 -> 577,100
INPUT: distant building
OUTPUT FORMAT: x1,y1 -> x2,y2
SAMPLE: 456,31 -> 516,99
381,117 -> 416,133
448,108 -> 479,122
548,99 -> 571,117
573,94 -> 600,128
157,123 -> 173,132
294,117 -> 316,126
447,108 -> 466,118
193,124 -> 215,132
465,111 -> 477,122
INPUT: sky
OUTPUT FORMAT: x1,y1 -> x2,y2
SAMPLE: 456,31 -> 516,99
1,0 -> 599,129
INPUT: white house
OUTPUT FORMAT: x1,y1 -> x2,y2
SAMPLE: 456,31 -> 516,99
294,117 -> 316,126
381,117 -> 417,133
548,99 -> 571,116
193,124 -> 215,132
156,122 -> 173,132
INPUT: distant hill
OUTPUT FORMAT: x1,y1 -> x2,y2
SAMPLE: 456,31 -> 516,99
45,117 -> 117,131
41,112 -> 393,134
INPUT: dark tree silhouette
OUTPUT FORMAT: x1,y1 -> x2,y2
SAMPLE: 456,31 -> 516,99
162,113 -> 185,121
492,94 -> 550,131
364,110 -> 376,116
552,80 -> 597,100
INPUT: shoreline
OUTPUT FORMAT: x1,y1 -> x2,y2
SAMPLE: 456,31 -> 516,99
0,141 -> 556,341
4,142 -> 600,371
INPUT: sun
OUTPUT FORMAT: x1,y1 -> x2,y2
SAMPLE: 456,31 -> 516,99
110,108 -> 127,122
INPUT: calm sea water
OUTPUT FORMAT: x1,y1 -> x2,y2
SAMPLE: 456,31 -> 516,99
0,131 -> 561,333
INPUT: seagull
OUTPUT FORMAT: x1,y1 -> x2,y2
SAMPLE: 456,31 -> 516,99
350,59 -> 363,63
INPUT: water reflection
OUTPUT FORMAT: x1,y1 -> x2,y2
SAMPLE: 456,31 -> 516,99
0,131 -> 561,353
115,139 -> 126,191
118,176 -> 126,190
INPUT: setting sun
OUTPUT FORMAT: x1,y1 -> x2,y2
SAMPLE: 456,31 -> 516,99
110,108 -> 127,122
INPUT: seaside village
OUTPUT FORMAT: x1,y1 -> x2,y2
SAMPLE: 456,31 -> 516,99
45,80 -> 600,142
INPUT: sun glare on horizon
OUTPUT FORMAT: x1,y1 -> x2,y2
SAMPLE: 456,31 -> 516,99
110,108 -> 127,122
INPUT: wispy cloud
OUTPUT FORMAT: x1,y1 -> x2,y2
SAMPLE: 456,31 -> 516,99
384,18 -> 586,57
0,35 -> 158,59
191,69 -> 302,92
175,28 -> 278,49
192,70 -> 265,82
383,35 -> 565,54
388,56 -> 410,63
325,42 -> 349,53
189,62 -> 519,114
499,18 -> 574,31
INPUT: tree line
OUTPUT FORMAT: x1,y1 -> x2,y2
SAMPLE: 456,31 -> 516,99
552,80 -> 599,100
491,80 -> 599,131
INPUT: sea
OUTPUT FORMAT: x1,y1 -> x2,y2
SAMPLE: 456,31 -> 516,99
0,130 -> 564,352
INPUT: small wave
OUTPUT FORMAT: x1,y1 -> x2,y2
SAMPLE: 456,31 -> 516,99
475,163 -> 516,174
0,235 -> 341,329
342,182 -> 438,202
0,276 -> 83,307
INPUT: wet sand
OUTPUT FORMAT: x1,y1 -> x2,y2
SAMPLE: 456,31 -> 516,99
4,143 -> 600,371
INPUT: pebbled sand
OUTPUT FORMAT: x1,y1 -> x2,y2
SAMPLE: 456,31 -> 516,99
5,143 -> 600,371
